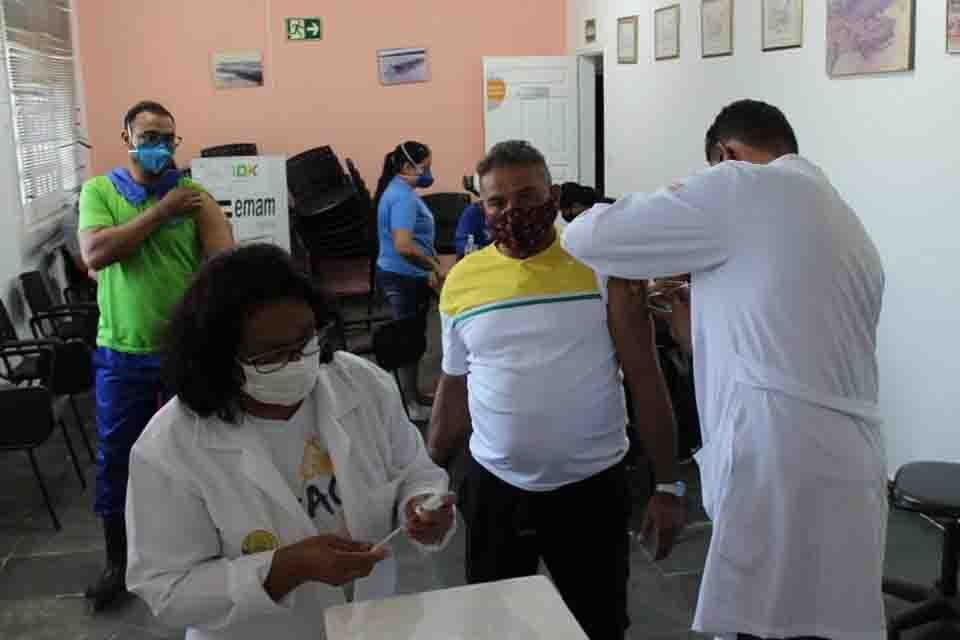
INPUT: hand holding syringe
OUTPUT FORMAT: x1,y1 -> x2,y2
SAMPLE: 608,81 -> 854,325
373,492 -> 456,551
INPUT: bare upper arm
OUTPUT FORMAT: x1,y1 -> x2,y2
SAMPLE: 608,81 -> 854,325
392,228 -> 418,254
195,194 -> 234,258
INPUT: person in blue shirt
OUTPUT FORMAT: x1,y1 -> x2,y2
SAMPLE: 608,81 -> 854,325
374,141 -> 445,416
453,201 -> 492,259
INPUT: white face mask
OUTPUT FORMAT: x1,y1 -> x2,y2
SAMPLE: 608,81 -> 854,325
241,353 -> 322,407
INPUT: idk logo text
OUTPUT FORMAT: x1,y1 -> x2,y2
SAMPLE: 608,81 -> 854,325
233,163 -> 258,178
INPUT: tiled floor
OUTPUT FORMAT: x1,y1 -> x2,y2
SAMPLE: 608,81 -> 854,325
1,313 -> 957,638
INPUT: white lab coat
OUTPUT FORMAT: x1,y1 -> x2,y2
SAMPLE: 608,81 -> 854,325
126,352 -> 454,640
563,156 -> 887,640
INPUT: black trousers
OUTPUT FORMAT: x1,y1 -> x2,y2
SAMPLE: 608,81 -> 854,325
459,454 -> 631,640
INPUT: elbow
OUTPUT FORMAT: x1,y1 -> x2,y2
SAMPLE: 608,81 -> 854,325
82,250 -> 110,272
395,244 -> 418,260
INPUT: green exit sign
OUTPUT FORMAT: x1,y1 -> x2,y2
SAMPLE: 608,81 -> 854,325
286,17 -> 322,41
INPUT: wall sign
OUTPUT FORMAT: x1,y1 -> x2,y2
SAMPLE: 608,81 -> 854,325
190,156 -> 290,251
286,17 -> 322,41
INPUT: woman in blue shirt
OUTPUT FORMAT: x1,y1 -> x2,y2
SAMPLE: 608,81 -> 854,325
373,141 -> 444,413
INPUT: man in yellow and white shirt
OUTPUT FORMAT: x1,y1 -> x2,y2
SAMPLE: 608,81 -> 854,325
428,141 -> 681,640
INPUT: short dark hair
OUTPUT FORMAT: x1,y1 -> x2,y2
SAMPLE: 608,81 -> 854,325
476,140 -> 552,185
558,182 -> 599,209
123,101 -> 175,131
162,243 -> 336,424
705,99 -> 798,161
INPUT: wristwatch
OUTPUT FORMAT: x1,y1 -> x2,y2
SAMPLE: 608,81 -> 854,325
655,481 -> 687,497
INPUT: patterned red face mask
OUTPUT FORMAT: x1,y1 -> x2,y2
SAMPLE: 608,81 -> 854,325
489,199 -> 558,255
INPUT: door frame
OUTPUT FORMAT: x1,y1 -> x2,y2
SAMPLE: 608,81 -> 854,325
577,52 -> 604,191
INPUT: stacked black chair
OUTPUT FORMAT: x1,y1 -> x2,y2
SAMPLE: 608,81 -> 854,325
287,146 -> 357,220
201,143 -> 258,158
295,155 -> 388,351
422,192 -> 470,255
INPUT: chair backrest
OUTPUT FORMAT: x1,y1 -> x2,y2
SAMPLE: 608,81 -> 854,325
347,158 -> 380,294
0,297 -> 17,342
372,317 -> 427,372
49,340 -> 94,395
0,386 -> 55,449
422,192 -> 471,255
287,146 -> 351,206
201,143 -> 259,158
18,270 -> 56,315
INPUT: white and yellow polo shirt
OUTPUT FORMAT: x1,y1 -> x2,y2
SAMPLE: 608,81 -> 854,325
440,237 -> 628,491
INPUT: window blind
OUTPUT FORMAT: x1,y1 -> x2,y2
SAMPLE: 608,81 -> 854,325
1,0 -> 79,228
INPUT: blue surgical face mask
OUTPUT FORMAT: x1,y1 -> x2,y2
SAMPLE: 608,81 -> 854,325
130,141 -> 174,175
415,167 -> 434,189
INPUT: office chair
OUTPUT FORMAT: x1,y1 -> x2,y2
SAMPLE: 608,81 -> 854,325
201,143 -> 258,158
0,342 -> 87,530
883,461 -> 960,639
422,192 -> 470,255
372,317 -> 428,427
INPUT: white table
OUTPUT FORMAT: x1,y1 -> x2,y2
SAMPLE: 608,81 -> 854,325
324,575 -> 589,640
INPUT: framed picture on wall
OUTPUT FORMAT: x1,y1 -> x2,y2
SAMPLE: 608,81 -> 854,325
618,16 -> 639,64
701,0 -> 734,58
212,51 -> 264,89
585,19 -> 598,44
655,5 -> 681,60
762,0 -> 803,51
949,0 -> 960,54
378,48 -> 431,86
827,0 -> 915,76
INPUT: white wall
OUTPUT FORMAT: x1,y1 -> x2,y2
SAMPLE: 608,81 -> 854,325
568,0 -> 960,471
0,0 -> 88,332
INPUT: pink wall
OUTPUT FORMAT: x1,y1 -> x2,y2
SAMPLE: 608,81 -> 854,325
75,0 -> 566,194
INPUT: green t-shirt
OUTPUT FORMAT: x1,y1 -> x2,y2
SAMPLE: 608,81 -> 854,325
79,175 -> 205,354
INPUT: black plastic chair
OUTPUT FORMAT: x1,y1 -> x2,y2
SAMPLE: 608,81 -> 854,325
372,317 -> 427,426
0,298 -> 45,385
287,146 -> 356,218
422,192 -> 470,255
59,246 -> 97,305
201,143 -> 258,158
1,297 -> 96,463
883,461 -> 960,639
18,270 -> 98,346
0,342 -> 87,530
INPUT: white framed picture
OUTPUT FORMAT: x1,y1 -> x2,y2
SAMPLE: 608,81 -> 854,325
949,0 -> 960,54
618,16 -> 639,64
762,0 -> 804,51
655,4 -> 681,60
701,0 -> 734,58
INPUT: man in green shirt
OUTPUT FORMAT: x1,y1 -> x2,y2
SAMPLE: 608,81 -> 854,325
79,101 -> 233,611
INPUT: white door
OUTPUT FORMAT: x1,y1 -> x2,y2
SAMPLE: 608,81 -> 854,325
482,56 -> 579,184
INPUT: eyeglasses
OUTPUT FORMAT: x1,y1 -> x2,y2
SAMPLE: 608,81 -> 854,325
239,322 -> 334,374
134,131 -> 183,148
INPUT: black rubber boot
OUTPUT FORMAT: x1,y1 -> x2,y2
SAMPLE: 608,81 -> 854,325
85,514 -> 128,612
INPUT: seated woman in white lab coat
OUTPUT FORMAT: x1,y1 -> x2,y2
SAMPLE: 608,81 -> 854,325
125,243 -> 456,640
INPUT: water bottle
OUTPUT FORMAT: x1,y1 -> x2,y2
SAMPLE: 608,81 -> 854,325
464,234 -> 477,255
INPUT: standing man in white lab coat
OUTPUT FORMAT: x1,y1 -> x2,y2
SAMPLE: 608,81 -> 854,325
563,100 -> 887,640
